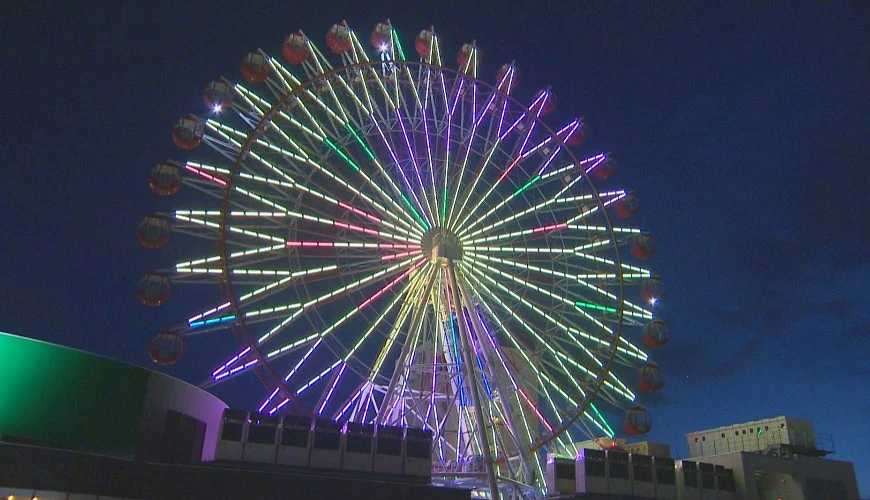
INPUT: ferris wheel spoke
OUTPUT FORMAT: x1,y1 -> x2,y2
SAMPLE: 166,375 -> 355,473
305,52 -> 433,231
450,91 -> 547,233
255,256 -> 423,344
212,256 -> 421,378
230,185 -> 417,244
368,115 -> 433,228
462,268 -> 601,405
460,261 -> 638,404
242,147 -> 424,238
466,251 -> 652,321
463,257 -> 617,351
465,255 -> 649,367
182,161 -> 230,187
467,279 -> 615,441
461,216 -> 639,246
346,277 -> 425,422
213,257 -> 425,384
444,64 -> 516,230
376,266 -> 437,425
394,86 -> 437,224
259,60 -> 425,233
459,155 -> 609,240
435,71 -> 467,227
237,171 -> 416,238
279,265 -> 428,415
333,56 -> 433,226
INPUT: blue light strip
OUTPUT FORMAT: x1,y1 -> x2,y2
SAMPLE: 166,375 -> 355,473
189,314 -> 236,329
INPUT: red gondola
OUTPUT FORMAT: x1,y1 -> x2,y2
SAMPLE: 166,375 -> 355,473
624,406 -> 652,435
630,234 -> 656,260
171,116 -> 203,150
136,215 -> 171,250
643,319 -> 670,348
137,272 -> 171,307
240,52 -> 270,83
148,161 -> 182,196
203,80 -> 232,111
326,23 -> 352,54
638,362 -> 664,393
614,194 -> 639,219
371,21 -> 392,49
415,29 -> 433,58
149,330 -> 183,365
282,33 -> 309,64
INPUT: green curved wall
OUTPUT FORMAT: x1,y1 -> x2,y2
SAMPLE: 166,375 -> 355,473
0,331 -> 149,457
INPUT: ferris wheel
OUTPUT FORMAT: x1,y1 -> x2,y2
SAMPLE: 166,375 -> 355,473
137,20 -> 669,499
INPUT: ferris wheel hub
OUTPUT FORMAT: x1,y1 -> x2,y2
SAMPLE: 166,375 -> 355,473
421,228 -> 463,266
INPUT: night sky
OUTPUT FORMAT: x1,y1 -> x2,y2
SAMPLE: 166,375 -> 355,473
1,1 -> 868,494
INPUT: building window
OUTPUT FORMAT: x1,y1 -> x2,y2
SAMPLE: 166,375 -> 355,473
742,430 -> 746,435
765,425 -> 769,431
702,436 -> 706,442
721,433 -> 725,438
694,437 -> 698,443
735,431 -> 739,436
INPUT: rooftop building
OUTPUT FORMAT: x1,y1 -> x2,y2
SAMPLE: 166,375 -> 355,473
684,416 -> 858,500
685,415 -> 820,458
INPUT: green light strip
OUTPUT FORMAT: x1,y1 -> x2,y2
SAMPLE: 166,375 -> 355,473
402,194 -> 429,229
391,29 -> 406,61
344,123 -> 376,161
513,175 -> 541,197
590,403 -> 615,437
574,300 -> 617,313
323,137 -> 360,172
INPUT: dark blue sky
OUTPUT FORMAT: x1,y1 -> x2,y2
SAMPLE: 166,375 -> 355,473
1,1 -> 868,494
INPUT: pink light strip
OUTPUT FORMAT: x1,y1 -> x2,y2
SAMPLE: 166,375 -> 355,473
285,241 -> 419,249
358,260 -> 424,309
533,223 -> 569,234
338,201 -> 382,224
185,164 -> 227,187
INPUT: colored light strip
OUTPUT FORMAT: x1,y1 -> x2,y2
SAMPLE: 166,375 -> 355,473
188,314 -> 236,329
461,261 -> 641,398
575,301 -> 618,314
184,164 -> 227,187
465,275 -> 616,437
450,91 -> 549,232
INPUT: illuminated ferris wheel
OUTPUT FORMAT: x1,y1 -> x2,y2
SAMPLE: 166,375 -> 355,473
137,20 -> 669,498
